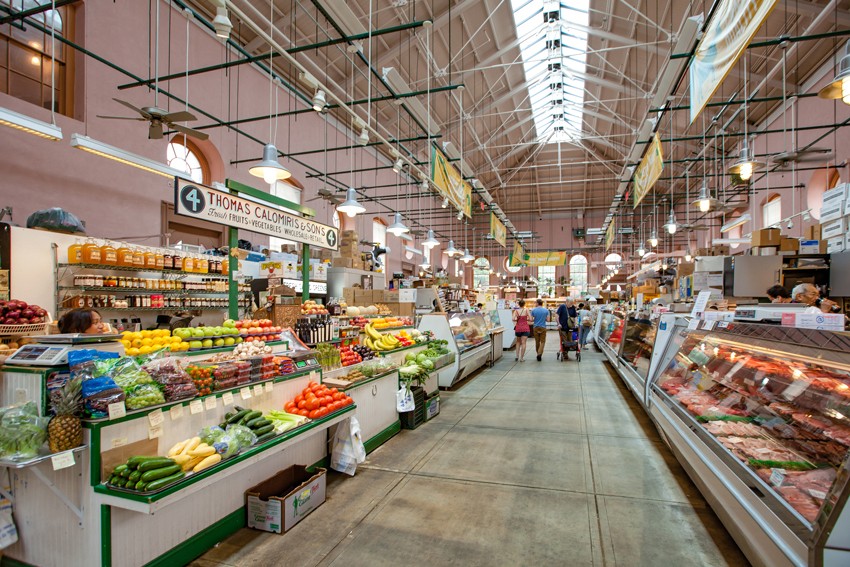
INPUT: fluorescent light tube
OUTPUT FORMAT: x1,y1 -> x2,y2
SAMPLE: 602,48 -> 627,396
70,134 -> 191,180
712,238 -> 750,245
720,213 -> 751,233
0,106 -> 62,140
319,0 -> 367,37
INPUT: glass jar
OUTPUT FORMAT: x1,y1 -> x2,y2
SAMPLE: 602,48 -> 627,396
81,239 -> 102,264
182,254 -> 194,273
197,255 -> 209,274
132,248 -> 145,268
117,243 -> 134,267
162,252 -> 174,270
67,240 -> 83,264
100,241 -> 117,265
154,250 -> 165,270
144,249 -> 157,269
221,257 -> 229,274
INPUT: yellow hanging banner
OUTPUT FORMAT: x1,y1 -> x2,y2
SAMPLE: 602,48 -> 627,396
509,247 -> 567,267
605,220 -> 616,251
689,0 -> 779,124
632,134 -> 664,208
431,147 -> 472,218
490,213 -> 507,247
508,241 -> 525,267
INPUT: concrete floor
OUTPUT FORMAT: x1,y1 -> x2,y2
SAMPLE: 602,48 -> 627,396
192,335 -> 749,567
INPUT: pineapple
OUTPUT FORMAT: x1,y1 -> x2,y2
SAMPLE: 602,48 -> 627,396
48,377 -> 82,452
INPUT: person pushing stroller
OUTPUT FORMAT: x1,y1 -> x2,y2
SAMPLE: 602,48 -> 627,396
556,299 -> 581,361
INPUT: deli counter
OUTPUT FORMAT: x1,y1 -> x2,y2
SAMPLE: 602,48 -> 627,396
418,312 -> 492,388
645,320 -> 850,567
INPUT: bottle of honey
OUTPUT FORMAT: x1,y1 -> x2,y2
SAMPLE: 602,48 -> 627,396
221,256 -> 229,274
154,249 -> 165,270
82,239 -> 102,264
144,248 -> 157,269
100,241 -> 118,265
197,255 -> 209,274
132,248 -> 145,268
117,243 -> 134,267
181,254 -> 194,273
67,240 -> 82,264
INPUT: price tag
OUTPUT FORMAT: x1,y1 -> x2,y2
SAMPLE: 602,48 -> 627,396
702,320 -> 716,330
108,402 -> 126,420
253,385 -> 264,397
717,321 -> 730,329
808,489 -> 828,500
111,437 -> 127,449
148,409 -> 164,427
265,382 -> 274,394
782,380 -> 809,401
51,450 -> 75,471
189,399 -> 203,415
222,392 -> 234,406
204,396 -> 217,411
687,319 -> 700,330
169,405 -> 183,421
148,424 -> 163,440
240,387 -> 252,400
769,468 -> 786,487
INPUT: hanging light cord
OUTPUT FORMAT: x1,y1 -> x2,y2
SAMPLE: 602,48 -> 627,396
50,0 -> 56,125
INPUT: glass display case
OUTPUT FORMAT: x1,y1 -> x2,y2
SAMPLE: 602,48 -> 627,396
595,308 -> 625,362
648,322 -> 850,567
448,312 -> 491,352
619,315 -> 656,380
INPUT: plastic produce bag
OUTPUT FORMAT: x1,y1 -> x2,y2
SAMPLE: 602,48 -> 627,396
199,425 -> 226,446
213,425 -> 256,458
141,357 -> 197,401
0,495 -> 18,549
0,402 -> 48,460
96,356 -> 164,410
224,424 -> 257,447
70,350 -> 124,418
330,417 -> 366,476
26,207 -> 86,234
396,387 -> 415,412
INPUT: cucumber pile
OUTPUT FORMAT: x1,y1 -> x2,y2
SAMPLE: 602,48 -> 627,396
107,456 -> 185,492
222,406 -> 275,444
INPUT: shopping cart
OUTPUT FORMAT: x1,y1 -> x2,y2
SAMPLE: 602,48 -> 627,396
556,328 -> 581,362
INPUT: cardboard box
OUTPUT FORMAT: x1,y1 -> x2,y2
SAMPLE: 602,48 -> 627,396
822,218 -> 845,240
820,200 -> 844,223
804,224 -> 822,240
383,290 -> 399,303
752,246 -> 777,256
822,183 -> 846,207
781,312 -> 845,331
354,289 -> 374,305
799,240 -> 827,254
342,288 -> 356,305
425,394 -> 440,421
779,237 -> 800,252
246,466 -> 326,534
332,257 -> 357,269
751,228 -> 781,247
827,237 -> 845,254
0,269 -> 7,291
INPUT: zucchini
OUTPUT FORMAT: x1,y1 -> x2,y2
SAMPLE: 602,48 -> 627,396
253,424 -> 274,437
224,412 -> 234,421
112,464 -> 128,475
120,468 -> 132,478
234,405 -> 246,413
140,464 -> 181,483
227,409 -> 249,424
134,480 -> 147,491
137,458 -> 176,472
239,410 -> 262,425
112,478 -> 125,488
255,431 -> 276,444
127,456 -> 166,469
246,417 -> 270,429
144,471 -> 185,492
128,470 -> 142,483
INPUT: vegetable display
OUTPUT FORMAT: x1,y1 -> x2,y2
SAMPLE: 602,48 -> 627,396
283,381 -> 353,418
0,402 -> 48,460
107,456 -> 185,492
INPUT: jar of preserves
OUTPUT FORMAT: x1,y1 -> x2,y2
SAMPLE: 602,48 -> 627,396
67,240 -> 83,264
117,243 -> 134,267
154,250 -> 165,270
162,252 -> 174,270
144,249 -> 157,269
197,255 -> 209,274
132,248 -> 144,268
221,257 -> 229,274
181,254 -> 194,273
81,239 -> 102,264
100,241 -> 117,265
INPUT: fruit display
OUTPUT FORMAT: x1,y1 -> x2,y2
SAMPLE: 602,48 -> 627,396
341,368 -> 366,384
350,343 -> 376,361
106,456 -> 186,492
186,365 -> 215,396
47,377 -> 82,452
274,356 -> 296,375
121,329 -> 185,356
345,305 -> 379,316
348,316 -> 370,329
231,319 -> 281,342
0,402 -> 48,460
339,345 -> 362,367
362,324 -> 419,351
301,300 -> 328,315
93,356 -> 166,410
283,381 -> 353,418
172,324 -> 241,351
368,316 -> 413,330
0,299 -> 48,327
359,358 -> 399,378
232,340 -> 273,359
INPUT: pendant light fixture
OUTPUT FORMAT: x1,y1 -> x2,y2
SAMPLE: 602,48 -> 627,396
818,40 -> 850,104
387,212 -> 409,236
357,126 -> 369,146
727,54 -> 764,181
311,88 -> 327,113
663,206 -> 678,235
445,240 -> 459,257
692,179 -> 718,212
337,187 -> 365,217
648,193 -> 658,247
419,246 -> 431,269
423,229 -> 440,249
636,219 -> 646,257
441,197 -> 449,208
460,248 -> 474,263
250,3 -> 291,184
392,157 -> 404,174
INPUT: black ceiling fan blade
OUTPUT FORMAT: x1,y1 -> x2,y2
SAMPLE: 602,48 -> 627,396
96,115 -> 146,121
113,98 -> 152,119
164,110 -> 197,123
171,123 -> 209,141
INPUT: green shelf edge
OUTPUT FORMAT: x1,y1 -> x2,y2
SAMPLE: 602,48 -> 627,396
363,421 -> 401,454
142,508 -> 244,567
58,264 -> 231,279
375,341 -> 429,356
92,405 -> 354,504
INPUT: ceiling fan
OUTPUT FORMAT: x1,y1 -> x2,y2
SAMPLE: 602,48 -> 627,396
769,147 -> 834,169
305,187 -> 342,206
97,98 -> 209,141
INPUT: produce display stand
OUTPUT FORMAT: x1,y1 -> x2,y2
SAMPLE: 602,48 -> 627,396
418,313 -> 491,389
0,366 -> 349,567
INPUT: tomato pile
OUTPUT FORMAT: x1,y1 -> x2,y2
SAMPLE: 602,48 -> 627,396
284,381 -> 353,419
339,346 -> 362,367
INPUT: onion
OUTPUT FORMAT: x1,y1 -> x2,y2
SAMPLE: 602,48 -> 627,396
17,318 -> 29,324
5,312 -> 19,320
20,309 -> 34,319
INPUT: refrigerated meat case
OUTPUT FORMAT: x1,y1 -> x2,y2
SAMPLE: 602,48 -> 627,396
646,320 -> 850,567
594,307 -> 626,363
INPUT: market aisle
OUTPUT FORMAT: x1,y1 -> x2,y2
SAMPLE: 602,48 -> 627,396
192,334 -> 749,567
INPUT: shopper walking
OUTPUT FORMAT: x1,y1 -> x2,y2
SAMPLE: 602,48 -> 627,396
556,299 -> 578,353
577,302 -> 593,346
531,299 -> 550,361
512,299 -> 531,362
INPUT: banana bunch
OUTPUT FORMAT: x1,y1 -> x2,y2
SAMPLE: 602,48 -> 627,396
363,324 -> 400,351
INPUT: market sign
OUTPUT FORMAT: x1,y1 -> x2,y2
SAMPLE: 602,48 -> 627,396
605,220 -> 616,251
431,147 -> 472,218
175,180 -> 339,251
490,213 -> 507,247
509,248 -> 567,267
632,134 -> 664,208
689,0 -> 779,124
508,240 -> 526,267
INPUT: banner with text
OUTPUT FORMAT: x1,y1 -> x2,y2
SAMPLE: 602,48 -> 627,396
605,220 -> 616,251
689,0 -> 778,124
174,180 -> 339,251
508,240 -> 525,267
490,213 -> 507,247
431,147 -> 472,218
509,249 -> 567,267
632,133 -> 664,208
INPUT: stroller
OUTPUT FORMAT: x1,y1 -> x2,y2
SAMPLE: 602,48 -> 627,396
557,328 -> 581,361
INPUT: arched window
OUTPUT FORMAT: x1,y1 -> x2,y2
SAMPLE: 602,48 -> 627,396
372,218 -> 387,249
167,138 -> 209,184
762,194 -> 781,228
569,255 -> 588,294
537,266 -> 555,297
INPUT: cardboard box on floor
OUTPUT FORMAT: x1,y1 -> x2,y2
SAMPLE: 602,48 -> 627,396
245,466 -> 327,534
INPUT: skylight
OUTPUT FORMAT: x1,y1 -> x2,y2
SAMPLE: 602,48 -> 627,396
509,0 -> 589,143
